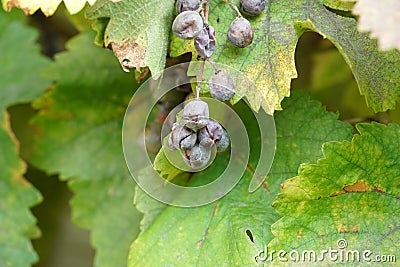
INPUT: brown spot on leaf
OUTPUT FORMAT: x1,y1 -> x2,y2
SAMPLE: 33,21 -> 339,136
135,68 -> 150,83
1,111 -> 29,186
7,0 -> 30,14
197,228 -> 209,248
331,180 -> 370,196
111,39 -> 146,72
339,224 -> 359,233
373,187 -> 386,193
212,203 -> 218,216
343,181 -> 369,192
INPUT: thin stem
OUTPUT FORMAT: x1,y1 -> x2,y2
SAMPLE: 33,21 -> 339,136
204,0 -> 211,24
342,113 -> 390,125
220,0 -> 242,17
196,59 -> 206,99
343,117 -> 375,125
207,58 -> 220,74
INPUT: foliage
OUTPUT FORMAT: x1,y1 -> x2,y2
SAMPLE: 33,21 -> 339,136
2,0 -> 96,16
170,0 -> 400,114
128,92 -> 353,266
86,0 -> 175,77
29,32 -> 143,267
271,122 -> 400,261
0,1 -> 399,267
0,9 -> 50,267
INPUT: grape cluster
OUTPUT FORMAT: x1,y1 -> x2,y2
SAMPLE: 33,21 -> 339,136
144,72 -> 192,155
166,0 -> 265,168
173,0 -> 265,50
172,0 -> 265,103
168,99 -> 229,168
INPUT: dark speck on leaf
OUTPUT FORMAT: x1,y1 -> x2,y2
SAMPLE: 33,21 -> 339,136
246,229 -> 254,243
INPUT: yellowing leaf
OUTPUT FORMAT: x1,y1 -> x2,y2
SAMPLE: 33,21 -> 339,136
270,122 -> 400,264
86,0 -> 175,77
0,112 -> 41,267
171,0 -> 400,114
319,0 -> 356,11
2,0 -> 97,16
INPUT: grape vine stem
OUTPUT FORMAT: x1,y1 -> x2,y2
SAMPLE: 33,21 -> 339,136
204,0 -> 210,24
196,59 -> 206,99
195,0 -> 211,99
221,0 -> 242,17
208,58 -> 220,74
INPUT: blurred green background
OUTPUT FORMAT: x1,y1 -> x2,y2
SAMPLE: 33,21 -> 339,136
4,4 -> 399,267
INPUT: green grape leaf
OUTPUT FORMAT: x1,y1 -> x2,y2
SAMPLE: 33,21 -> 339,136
86,0 -> 175,78
30,32 -> 143,267
171,0 -> 400,115
0,9 -> 51,111
153,147 -> 183,181
127,91 -> 353,266
133,184 -> 167,234
2,0 -> 96,16
270,122 -> 400,264
353,0 -> 400,50
0,113 -> 42,267
0,9 -> 50,267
